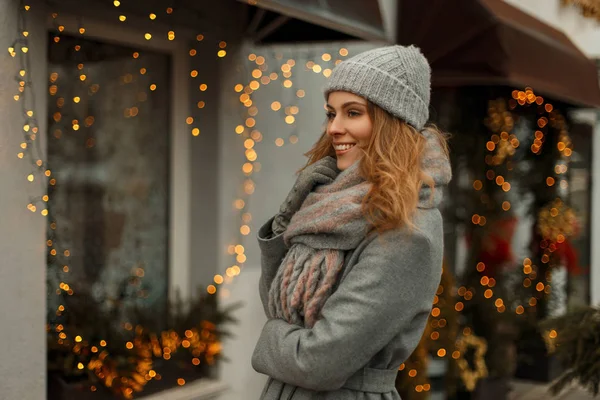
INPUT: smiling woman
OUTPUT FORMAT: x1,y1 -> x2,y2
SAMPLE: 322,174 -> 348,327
252,45 -> 452,400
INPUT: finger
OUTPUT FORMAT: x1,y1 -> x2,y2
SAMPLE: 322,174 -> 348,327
314,165 -> 339,180
313,173 -> 334,185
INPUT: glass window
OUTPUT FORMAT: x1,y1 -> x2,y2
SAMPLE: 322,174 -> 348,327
46,33 -> 171,328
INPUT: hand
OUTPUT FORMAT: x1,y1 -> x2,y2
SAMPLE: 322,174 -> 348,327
272,156 -> 339,234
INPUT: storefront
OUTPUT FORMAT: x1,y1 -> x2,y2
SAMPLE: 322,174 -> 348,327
395,0 -> 600,398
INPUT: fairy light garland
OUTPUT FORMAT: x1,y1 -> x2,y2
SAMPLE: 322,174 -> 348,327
10,3 -> 75,316
218,47 -> 350,295
10,2 -> 48,216
6,4 -> 243,396
48,4 -> 226,300
455,334 -> 488,391
395,87 -> 575,395
434,87 -> 574,393
466,87 -> 574,316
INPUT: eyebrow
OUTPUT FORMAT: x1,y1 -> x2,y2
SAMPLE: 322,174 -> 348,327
325,101 -> 367,109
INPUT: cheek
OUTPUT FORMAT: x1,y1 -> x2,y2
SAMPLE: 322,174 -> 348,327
355,120 -> 373,144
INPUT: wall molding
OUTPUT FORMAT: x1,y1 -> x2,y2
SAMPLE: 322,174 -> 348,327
138,379 -> 229,400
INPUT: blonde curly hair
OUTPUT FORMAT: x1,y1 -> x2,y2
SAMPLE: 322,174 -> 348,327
302,101 -> 448,232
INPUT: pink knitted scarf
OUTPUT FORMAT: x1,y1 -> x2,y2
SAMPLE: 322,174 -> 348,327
267,161 -> 371,328
267,128 -> 452,328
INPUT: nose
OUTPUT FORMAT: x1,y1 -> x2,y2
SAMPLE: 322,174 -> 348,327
327,115 -> 344,137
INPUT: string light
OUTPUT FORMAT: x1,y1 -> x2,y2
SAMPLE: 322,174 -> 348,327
215,48 -> 349,294
424,87 -> 577,392
17,10 -> 229,397
470,87 -> 574,316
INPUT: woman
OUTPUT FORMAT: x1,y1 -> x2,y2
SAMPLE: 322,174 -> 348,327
251,45 -> 452,399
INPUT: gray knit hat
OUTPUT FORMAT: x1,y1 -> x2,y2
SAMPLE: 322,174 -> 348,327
324,45 -> 431,130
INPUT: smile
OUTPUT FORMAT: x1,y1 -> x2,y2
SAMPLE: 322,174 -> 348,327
334,143 -> 356,154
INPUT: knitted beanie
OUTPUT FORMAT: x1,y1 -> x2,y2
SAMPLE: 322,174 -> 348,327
324,45 -> 431,130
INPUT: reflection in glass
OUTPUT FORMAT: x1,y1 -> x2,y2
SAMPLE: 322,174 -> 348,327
46,34 -> 170,329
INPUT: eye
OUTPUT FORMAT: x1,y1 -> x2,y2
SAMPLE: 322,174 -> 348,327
347,110 -> 361,117
325,111 -> 335,120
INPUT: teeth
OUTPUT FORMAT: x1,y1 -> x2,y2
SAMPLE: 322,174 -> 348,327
334,143 -> 355,151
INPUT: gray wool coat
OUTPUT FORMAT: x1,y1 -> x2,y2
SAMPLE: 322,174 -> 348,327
251,195 -> 445,399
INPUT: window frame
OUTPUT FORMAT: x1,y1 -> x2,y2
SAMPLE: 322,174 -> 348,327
47,13 -> 193,302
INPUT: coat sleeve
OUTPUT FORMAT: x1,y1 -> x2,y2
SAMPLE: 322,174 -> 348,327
251,230 -> 442,391
256,216 -> 289,317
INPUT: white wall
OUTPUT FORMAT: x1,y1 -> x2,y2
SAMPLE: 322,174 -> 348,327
504,0 -> 600,58
216,41 -> 376,400
0,1 -> 47,399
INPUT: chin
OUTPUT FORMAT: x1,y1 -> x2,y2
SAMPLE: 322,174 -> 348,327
336,157 -> 355,171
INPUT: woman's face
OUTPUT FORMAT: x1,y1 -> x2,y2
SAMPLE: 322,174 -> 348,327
326,91 -> 373,171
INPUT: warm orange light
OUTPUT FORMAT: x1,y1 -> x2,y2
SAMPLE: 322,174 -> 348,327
536,282 -> 545,292
516,305 -> 524,315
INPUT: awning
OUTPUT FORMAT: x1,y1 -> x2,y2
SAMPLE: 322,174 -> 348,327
237,0 -> 388,43
397,0 -> 600,108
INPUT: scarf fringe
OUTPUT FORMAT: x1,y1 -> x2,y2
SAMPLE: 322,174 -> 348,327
268,162 -> 371,328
